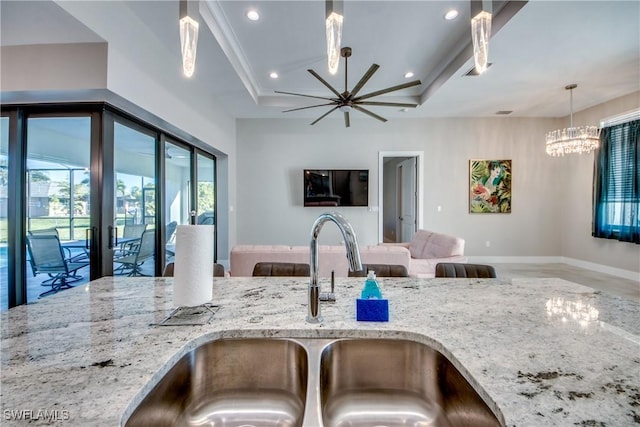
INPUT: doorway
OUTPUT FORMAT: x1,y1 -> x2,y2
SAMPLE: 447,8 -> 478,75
378,151 -> 423,243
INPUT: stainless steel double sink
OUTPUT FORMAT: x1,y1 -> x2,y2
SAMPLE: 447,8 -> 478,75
124,337 -> 502,427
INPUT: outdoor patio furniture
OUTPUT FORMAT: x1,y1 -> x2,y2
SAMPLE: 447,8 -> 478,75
26,234 -> 89,297
165,221 -> 178,258
114,229 -> 155,276
117,223 -> 147,256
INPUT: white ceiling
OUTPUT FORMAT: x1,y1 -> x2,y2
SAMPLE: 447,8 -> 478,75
2,0 -> 639,123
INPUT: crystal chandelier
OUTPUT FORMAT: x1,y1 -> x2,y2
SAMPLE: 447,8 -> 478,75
326,0 -> 343,75
545,84 -> 601,156
471,1 -> 492,74
179,0 -> 199,78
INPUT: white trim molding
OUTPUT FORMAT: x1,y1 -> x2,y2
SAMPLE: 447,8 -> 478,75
600,109 -> 640,128
467,256 -> 640,282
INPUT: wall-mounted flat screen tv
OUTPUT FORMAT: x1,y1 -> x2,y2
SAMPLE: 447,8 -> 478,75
304,169 -> 369,207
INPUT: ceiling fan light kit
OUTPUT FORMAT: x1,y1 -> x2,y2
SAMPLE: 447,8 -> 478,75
276,47 -> 421,128
545,84 -> 601,156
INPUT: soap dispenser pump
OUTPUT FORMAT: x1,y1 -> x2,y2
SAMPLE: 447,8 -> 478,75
361,270 -> 383,299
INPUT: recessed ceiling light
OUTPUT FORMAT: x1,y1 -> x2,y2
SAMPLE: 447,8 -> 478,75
269,72 -> 278,79
246,10 -> 260,21
404,71 -> 414,79
444,9 -> 459,20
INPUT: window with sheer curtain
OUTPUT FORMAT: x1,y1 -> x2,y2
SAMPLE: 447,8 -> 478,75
592,119 -> 639,244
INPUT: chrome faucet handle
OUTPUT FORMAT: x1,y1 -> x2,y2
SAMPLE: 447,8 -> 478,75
320,270 -> 336,302
319,292 -> 336,302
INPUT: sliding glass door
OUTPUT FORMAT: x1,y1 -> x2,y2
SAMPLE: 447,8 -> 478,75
163,141 -> 191,271
196,152 -> 216,260
112,120 -> 157,277
25,116 -> 92,301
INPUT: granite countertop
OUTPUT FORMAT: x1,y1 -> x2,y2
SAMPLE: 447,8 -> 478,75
1,276 -> 639,426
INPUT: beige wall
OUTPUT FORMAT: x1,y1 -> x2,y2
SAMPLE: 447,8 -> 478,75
1,43 -> 108,91
236,116 -> 563,253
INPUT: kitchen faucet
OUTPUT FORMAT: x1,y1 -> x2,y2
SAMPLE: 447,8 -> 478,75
307,212 -> 362,323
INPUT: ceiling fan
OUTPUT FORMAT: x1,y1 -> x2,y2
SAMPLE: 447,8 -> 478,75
276,47 -> 422,128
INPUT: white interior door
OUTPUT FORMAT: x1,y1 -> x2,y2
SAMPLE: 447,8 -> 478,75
378,151 -> 423,244
398,157 -> 417,242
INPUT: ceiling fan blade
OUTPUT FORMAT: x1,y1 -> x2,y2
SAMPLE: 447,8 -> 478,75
275,91 -> 337,102
358,101 -> 418,108
349,64 -> 380,98
353,80 -> 422,101
308,69 -> 343,99
283,103 -> 337,113
352,105 -> 388,123
310,105 -> 340,125
344,111 -> 350,128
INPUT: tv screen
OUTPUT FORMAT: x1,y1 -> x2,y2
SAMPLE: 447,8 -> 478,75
304,169 -> 369,207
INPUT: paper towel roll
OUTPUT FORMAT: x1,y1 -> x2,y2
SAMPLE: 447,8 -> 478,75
173,225 -> 214,307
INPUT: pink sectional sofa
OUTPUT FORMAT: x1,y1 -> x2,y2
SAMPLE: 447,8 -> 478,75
230,244 -> 411,277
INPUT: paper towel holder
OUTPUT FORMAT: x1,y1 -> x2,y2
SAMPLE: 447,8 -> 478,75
156,303 -> 220,326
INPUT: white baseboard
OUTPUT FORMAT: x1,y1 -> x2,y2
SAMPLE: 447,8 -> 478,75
467,256 -> 560,264
466,256 -> 640,282
560,257 -> 640,282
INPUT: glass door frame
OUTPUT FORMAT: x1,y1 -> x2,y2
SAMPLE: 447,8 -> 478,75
193,148 -> 217,261
3,109 -> 26,307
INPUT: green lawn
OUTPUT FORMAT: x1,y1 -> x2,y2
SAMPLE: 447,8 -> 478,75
0,216 -> 139,243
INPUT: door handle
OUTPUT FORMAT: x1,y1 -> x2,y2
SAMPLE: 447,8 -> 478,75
85,228 -> 93,250
108,226 -> 118,250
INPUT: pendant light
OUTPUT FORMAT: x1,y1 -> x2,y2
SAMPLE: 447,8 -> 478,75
471,0 -> 492,75
179,0 -> 199,78
326,0 -> 344,75
545,84 -> 600,156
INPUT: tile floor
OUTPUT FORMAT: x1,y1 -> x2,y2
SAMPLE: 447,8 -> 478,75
493,263 -> 639,301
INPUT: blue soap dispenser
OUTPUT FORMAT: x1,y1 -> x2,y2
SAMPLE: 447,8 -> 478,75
357,270 -> 389,322
361,270 -> 383,299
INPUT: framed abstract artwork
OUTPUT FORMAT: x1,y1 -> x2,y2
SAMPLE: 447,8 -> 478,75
469,159 -> 512,213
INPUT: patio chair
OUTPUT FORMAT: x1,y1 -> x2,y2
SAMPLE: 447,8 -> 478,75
114,229 -> 155,276
165,221 -> 178,258
29,228 -> 73,259
118,223 -> 147,256
26,234 -> 89,297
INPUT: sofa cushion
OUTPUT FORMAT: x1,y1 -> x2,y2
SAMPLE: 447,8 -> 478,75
408,230 -> 465,259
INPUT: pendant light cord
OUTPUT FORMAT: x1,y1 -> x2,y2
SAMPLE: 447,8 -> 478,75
569,87 -> 574,128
